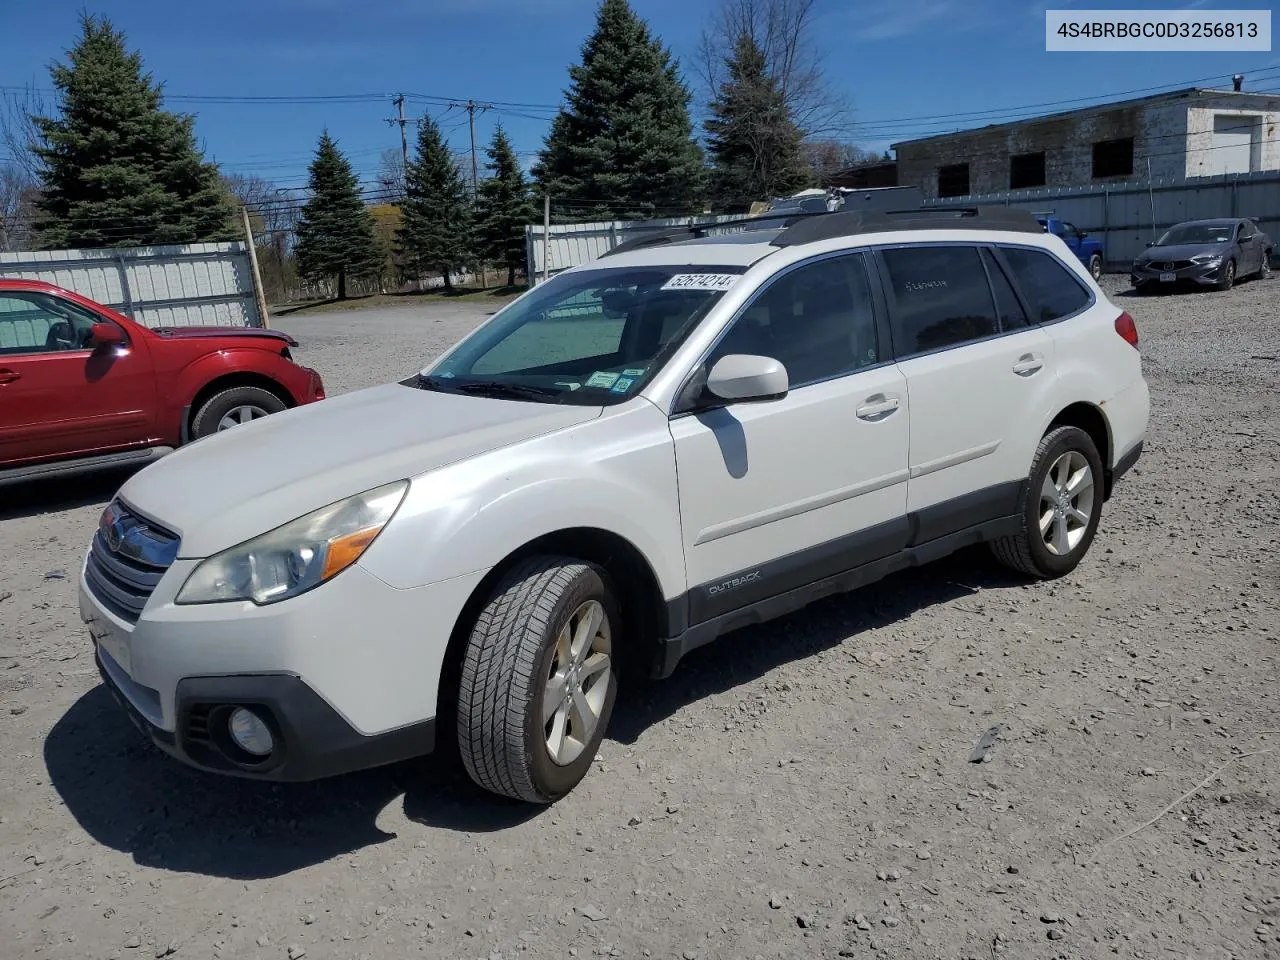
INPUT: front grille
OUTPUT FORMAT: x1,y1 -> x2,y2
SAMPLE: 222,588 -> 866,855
84,505 -> 179,623
1155,260 -> 1193,271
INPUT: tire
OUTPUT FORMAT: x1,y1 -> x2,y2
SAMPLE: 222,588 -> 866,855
989,425 -> 1104,580
1258,252 -> 1272,280
457,555 -> 619,803
1215,258 -> 1236,292
190,385 -> 287,440
1088,254 -> 1103,281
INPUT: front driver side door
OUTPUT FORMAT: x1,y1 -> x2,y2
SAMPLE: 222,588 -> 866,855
668,252 -> 911,627
0,291 -> 156,466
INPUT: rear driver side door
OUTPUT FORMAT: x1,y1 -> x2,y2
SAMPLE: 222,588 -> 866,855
878,244 -> 1056,540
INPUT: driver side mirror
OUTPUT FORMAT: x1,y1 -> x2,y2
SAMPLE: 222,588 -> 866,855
1145,240 -> 1155,247
706,354 -> 789,404
90,322 -> 125,347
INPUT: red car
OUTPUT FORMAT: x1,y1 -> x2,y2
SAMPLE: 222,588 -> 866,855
0,278 -> 325,486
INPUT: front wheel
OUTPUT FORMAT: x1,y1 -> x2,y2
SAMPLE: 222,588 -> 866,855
1216,258 -> 1236,291
1258,252 -> 1272,280
989,425 -> 1104,579
457,556 -> 619,803
190,385 -> 287,440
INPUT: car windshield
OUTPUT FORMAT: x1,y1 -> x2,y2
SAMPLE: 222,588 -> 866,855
417,265 -> 745,405
1156,223 -> 1233,245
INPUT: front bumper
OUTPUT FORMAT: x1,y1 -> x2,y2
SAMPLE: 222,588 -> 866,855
1130,259 -> 1226,287
79,545 -> 486,781
95,646 -> 434,780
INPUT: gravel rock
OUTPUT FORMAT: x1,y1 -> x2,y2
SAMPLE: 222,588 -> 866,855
124,936 -> 142,949
1047,928 -> 1064,941
287,947 -> 306,960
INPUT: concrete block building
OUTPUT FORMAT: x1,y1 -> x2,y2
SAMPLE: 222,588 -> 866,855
892,85 -> 1280,200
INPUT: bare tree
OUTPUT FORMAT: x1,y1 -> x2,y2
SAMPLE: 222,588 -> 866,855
803,140 -> 882,185
0,85 -> 49,182
697,0 -> 849,139
376,147 -> 406,200
0,164 -> 39,251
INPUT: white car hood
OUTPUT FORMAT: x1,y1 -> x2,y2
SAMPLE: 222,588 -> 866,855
116,382 -> 602,558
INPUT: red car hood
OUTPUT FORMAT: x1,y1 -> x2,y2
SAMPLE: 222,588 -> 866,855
150,326 -> 298,348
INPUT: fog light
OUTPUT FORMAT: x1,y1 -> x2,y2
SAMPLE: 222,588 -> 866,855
227,707 -> 274,757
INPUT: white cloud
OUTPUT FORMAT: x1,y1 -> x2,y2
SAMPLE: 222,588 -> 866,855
853,0 -> 960,41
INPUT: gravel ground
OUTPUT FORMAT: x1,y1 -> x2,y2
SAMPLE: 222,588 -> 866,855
1,277 -> 1278,960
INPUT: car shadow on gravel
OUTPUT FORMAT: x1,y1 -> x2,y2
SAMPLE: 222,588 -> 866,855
44,687 -> 540,880
0,467 -> 137,522
44,550 -> 1022,880
606,549 -> 1026,745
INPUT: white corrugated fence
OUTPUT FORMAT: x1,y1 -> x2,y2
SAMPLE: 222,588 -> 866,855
0,241 -> 264,328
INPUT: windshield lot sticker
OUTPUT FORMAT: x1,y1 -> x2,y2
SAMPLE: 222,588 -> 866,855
622,368 -> 646,377
609,377 -> 635,394
585,371 -> 620,389
661,273 -> 739,292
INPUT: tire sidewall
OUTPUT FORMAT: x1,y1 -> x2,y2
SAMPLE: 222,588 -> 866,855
1022,427 -> 1104,577
191,386 -> 285,439
522,565 -> 620,801
1218,259 -> 1235,291
1089,254 -> 1102,280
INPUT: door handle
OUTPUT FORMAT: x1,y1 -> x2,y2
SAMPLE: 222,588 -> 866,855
0,368 -> 20,385
856,394 -> 900,421
1012,354 -> 1044,377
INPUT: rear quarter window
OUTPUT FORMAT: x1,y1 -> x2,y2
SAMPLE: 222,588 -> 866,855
1000,247 -> 1092,323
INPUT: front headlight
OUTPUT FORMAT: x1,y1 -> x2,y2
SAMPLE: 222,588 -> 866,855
1191,254 -> 1222,264
176,481 -> 408,606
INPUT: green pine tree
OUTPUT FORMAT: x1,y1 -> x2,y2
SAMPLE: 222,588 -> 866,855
32,14 -> 234,249
293,132 -> 381,300
476,126 -> 534,287
534,0 -> 704,220
704,32 -> 810,213
397,116 -> 472,291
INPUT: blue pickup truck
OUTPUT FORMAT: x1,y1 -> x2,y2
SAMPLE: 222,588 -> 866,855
1034,212 -> 1105,280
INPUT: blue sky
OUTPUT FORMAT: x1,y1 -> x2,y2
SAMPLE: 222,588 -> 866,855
2,0 -> 1277,193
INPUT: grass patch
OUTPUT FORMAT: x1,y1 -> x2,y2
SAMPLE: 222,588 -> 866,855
272,284 -> 527,317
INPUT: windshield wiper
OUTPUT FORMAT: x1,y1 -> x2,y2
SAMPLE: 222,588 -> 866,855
450,381 -> 561,402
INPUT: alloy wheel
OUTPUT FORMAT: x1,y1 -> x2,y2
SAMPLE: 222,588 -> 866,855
1039,451 -> 1094,557
543,599 -> 612,766
216,404 -> 270,431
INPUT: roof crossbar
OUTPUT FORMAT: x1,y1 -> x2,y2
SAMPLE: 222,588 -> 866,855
599,211 -> 820,258
770,206 -> 1044,247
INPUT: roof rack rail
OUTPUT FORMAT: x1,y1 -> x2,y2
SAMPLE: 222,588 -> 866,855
771,206 -> 1043,247
599,210 -> 820,258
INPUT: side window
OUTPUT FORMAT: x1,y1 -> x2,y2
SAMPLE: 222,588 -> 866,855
1000,247 -> 1092,323
880,245 -> 999,356
707,254 -> 879,388
0,292 -> 99,355
981,249 -> 1030,330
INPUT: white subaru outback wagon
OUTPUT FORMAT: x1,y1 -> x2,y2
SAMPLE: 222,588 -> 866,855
80,206 -> 1149,803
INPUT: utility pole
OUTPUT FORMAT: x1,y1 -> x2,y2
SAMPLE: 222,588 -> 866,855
384,94 -> 409,196
450,99 -> 493,286
448,99 -> 494,198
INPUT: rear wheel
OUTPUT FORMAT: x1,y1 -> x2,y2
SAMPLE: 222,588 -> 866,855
1258,251 -> 1272,280
190,385 -> 286,440
990,426 -> 1104,579
1216,258 -> 1236,291
1088,254 -> 1103,281
457,556 -> 619,803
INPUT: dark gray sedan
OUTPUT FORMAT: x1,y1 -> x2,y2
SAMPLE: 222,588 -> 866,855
1130,218 -> 1272,292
